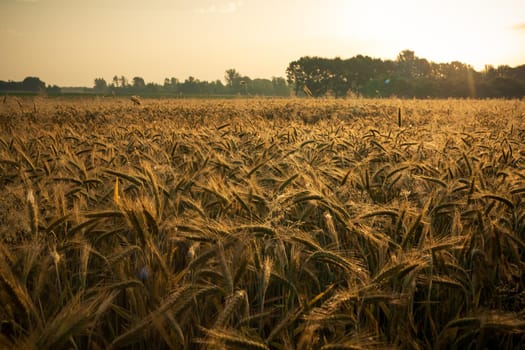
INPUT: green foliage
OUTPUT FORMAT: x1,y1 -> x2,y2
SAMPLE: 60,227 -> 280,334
89,70 -> 292,97
286,51 -> 525,98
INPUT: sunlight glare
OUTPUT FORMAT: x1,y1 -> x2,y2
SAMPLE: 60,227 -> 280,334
337,0 -> 521,69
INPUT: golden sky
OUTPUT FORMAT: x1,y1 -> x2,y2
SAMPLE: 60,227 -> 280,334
1,0 -> 524,86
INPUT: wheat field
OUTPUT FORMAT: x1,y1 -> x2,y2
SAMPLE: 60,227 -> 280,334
0,96 -> 524,349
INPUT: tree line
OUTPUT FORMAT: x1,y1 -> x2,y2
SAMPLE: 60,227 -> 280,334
0,77 -> 60,94
286,50 -> 525,98
92,69 -> 290,97
2,51 -> 524,98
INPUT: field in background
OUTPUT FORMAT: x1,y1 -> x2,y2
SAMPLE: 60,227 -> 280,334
0,97 -> 524,349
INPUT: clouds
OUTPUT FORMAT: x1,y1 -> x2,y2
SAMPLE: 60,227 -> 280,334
194,1 -> 244,15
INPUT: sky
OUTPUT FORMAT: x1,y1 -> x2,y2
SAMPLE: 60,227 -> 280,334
1,0 -> 524,87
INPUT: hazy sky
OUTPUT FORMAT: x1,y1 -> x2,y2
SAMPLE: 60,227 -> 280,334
1,0 -> 524,86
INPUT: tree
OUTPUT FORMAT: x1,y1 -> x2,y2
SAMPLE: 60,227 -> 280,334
209,80 -> 225,94
180,76 -> 199,94
286,59 -> 309,95
22,77 -> 45,92
94,78 -> 108,91
286,57 -> 337,97
397,49 -> 416,63
272,77 -> 290,96
112,75 -> 119,88
119,76 -> 128,88
248,78 -> 270,95
132,77 -> 146,90
239,76 -> 251,95
145,82 -> 160,93
225,68 -> 241,87
46,85 -> 61,94
161,77 -> 180,93
286,52 -> 516,98
396,49 -> 417,79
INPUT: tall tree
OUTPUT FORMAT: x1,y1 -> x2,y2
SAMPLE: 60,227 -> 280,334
94,78 -> 108,91
396,49 -> 417,79
272,77 -> 290,96
132,77 -> 146,89
224,69 -> 241,87
119,76 -> 128,88
286,59 -> 309,95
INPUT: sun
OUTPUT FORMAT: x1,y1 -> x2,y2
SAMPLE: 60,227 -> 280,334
406,24 -> 517,70
336,0 -> 522,69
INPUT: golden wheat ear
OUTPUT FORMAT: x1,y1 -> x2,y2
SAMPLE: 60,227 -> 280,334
130,95 -> 142,105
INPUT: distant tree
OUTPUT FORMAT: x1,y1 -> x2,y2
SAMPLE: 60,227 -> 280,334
239,76 -> 251,95
396,49 -> 418,79
286,59 -> 309,95
272,77 -> 290,96
112,75 -> 119,87
225,68 -> 241,87
119,76 -> 128,88
94,78 -> 108,91
247,78 -> 269,95
286,56 -> 336,96
0,80 -> 22,92
162,77 -> 179,93
482,65 -> 497,80
510,64 -> 525,81
180,76 -> 199,94
397,49 -> 416,63
145,82 -> 160,93
132,77 -> 146,89
285,52 -> 523,98
46,84 -> 61,94
22,77 -> 45,92
209,79 -> 225,94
